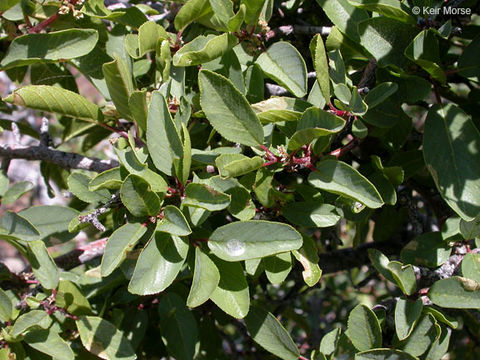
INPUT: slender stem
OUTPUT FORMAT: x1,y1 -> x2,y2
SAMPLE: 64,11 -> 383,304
28,13 -> 60,33
329,137 -> 363,158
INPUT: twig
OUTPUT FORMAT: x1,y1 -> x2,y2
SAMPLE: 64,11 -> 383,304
54,238 -> 108,270
265,72 -> 316,97
0,144 -> 118,173
28,13 -> 60,33
266,25 -> 331,40
40,117 -> 51,147
78,194 -> 122,232
329,137 -> 364,158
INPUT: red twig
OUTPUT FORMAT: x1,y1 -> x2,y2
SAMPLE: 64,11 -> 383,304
329,137 -> 364,158
28,13 -> 60,33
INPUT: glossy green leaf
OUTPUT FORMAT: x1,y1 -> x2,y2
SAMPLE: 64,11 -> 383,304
292,235 -> 322,286
425,325 -> 451,360
76,316 -> 136,360
283,202 -> 341,228
355,349 -> 417,359
394,298 -> 423,340
348,86 -> 368,115
429,276 -> 480,309
0,0 -> 20,12
397,314 -> 437,357
358,17 -> 418,68
68,172 -> 110,204
177,122 -> 192,184
157,205 -> 191,236
462,253 -> 480,283
128,232 -> 188,295
310,34 -> 330,101
289,107 -> 345,150
1,181 -> 33,205
345,304 -> 382,351
26,240 -> 59,289
199,69 -> 263,146
208,220 -> 302,261
3,85 -> 103,122
174,0 -> 212,31
460,215 -> 480,239
0,211 -> 39,242
424,104 -> 480,220
316,0 -> 368,42
146,91 -> 184,177
308,160 -> 384,209
0,289 -> 13,322
209,257 -> 250,319
103,56 -> 134,120
101,223 -> 147,277
89,168 -> 123,192
208,0 -> 235,30
368,248 -> 396,283
81,0 -> 125,19
349,0 -> 415,24
24,329 -> 74,360
405,30 -> 446,83
264,252 -> 292,284
215,154 -> 264,178
138,21 -> 167,57
10,310 -> 52,337
183,183 -> 231,211
208,176 -> 256,220
319,328 -> 341,356
241,0 -> 265,25
364,82 -> 399,109
458,35 -> 480,79
120,174 -> 161,217
256,42 -> 307,97
423,307 -> 458,329
254,167 -> 274,208
129,91 -> 148,132
55,280 -> 92,316
158,293 -> 198,360
173,33 -> 238,67
187,248 -> 220,307
400,232 -> 451,268
387,261 -> 416,295
0,29 -> 99,70
227,3 -> 246,32
244,306 -> 300,360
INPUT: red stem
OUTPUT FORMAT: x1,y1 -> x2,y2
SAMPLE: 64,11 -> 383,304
28,13 -> 60,33
329,137 -> 363,158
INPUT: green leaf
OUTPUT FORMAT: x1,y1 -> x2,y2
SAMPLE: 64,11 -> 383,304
283,202 -> 341,228
308,160 -> 384,209
137,21 -> 167,57
3,85 -> 103,122
215,154 -> 264,178
128,232 -> 188,295
0,0 -> 20,12
355,349 -> 418,359
208,176 -> 256,220
55,280 -> 92,316
81,0 -> 125,19
387,261 -> 416,296
26,240 -> 59,289
458,35 -> 480,80
424,104 -> 480,220
76,316 -> 136,360
0,211 -> 39,242
103,56 -> 134,120
400,232 -> 451,268
1,181 -> 33,205
394,298 -> 423,340
24,329 -> 74,360
288,107 -> 345,150
241,0 -> 265,25
101,223 -> 147,277
405,30 -> 446,84
364,82 -> 398,109
208,220 -> 302,261
423,307 -> 458,329
120,174 -> 161,217
345,304 -> 382,351
209,0 -> 235,30
187,247 -> 220,307
10,310 -> 52,337
146,91 -> 184,176
68,172 -> 110,204
428,276 -> 480,309
0,288 -> 13,322
348,0 -> 416,24
368,248 -> 396,284
158,293 -> 198,360
157,205 -> 191,236
460,215 -> 480,240
173,33 -> 238,67
89,168 -> 123,192
462,253 -> 480,283
174,0 -> 212,31
199,69 -> 263,146
358,17 -> 418,68
183,183 -> 231,211
256,42 -> 307,97
129,91 -> 148,132
0,29 -> 99,70
348,86 -> 368,115
209,257 -> 250,319
319,328 -> 341,356
244,306 -> 300,360
310,34 -> 330,101
316,0 -> 369,42
425,325 -> 451,360
177,123 -> 192,184
397,314 -> 437,357
254,167 -> 274,208
264,252 -> 292,284
292,235 -> 322,286
252,97 -> 311,124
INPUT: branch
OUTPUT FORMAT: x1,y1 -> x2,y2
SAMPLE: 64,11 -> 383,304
0,144 -> 118,173
266,25 -> 331,40
54,238 -> 107,270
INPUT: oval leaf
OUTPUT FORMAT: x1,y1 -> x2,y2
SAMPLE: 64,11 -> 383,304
120,174 -> 161,217
187,247 -> 220,308
428,276 -> 480,309
345,304 -> 382,351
